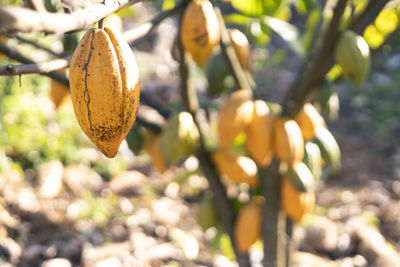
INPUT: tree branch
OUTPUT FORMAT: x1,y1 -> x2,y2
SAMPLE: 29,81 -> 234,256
0,2 -> 184,78
177,6 -> 250,267
0,0 -> 148,34
282,0 -> 348,118
349,0 -> 390,34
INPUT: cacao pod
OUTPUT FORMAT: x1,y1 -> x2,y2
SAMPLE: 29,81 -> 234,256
0,35 -> 8,60
228,29 -> 250,70
273,118 -> 304,166
287,161 -> 314,192
313,126 -> 341,172
217,89 -> 254,148
245,100 -> 274,166
144,132 -> 166,173
234,198 -> 262,253
303,141 -> 322,180
160,112 -> 200,167
196,192 -> 218,231
69,26 -> 140,158
281,176 -> 315,223
181,0 -> 220,67
212,148 -> 258,187
51,80 -> 70,109
335,30 -> 370,87
295,103 -> 326,141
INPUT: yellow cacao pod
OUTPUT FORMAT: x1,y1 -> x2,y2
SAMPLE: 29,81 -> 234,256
335,30 -> 370,87
144,132 -> 166,173
281,176 -> 315,223
181,0 -> 220,67
228,29 -> 250,70
69,26 -> 140,158
274,118 -> 304,166
212,148 -> 258,187
295,103 -> 326,141
217,89 -> 254,148
234,198 -> 262,253
51,80 -> 70,109
245,100 -> 274,166
0,35 -> 8,60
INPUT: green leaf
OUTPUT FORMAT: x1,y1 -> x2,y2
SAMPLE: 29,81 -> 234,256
223,14 -> 251,25
231,0 -> 264,16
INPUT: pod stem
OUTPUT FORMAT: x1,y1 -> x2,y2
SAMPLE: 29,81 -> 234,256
98,18 -> 104,29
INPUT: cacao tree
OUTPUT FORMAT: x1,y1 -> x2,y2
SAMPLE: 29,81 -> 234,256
0,0 -> 398,266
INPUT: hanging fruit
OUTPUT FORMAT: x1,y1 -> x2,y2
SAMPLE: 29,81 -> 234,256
273,117 -> 304,166
335,30 -> 370,87
212,148 -> 258,187
281,176 -> 315,223
50,69 -> 70,109
234,198 -> 262,253
228,28 -> 250,70
181,0 -> 220,67
217,89 -> 254,148
295,103 -> 326,141
69,26 -> 140,158
245,100 -> 274,166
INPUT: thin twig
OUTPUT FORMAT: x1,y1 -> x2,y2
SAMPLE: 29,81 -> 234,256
14,35 -> 65,57
214,7 -> 252,92
0,0 -> 149,34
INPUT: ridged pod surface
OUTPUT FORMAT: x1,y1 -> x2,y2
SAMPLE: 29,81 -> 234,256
245,100 -> 274,166
234,198 -> 262,253
217,89 -> 254,148
274,118 -> 304,166
335,30 -> 370,87
228,29 -> 250,70
212,148 -> 258,187
281,176 -> 315,223
295,103 -> 326,141
181,0 -> 220,67
69,26 -> 140,158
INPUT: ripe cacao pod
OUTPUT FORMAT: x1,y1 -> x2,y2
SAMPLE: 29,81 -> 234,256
181,0 -> 220,67
245,100 -> 274,166
160,112 -> 200,167
144,132 -> 166,173
234,198 -> 262,253
274,118 -> 304,166
51,79 -> 70,109
0,35 -> 8,60
212,148 -> 258,187
335,30 -> 370,87
228,29 -> 250,70
281,176 -> 315,223
69,26 -> 140,158
314,126 -> 341,172
295,103 -> 326,141
303,141 -> 322,180
217,89 -> 254,148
